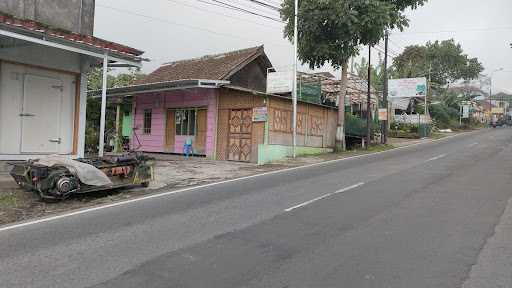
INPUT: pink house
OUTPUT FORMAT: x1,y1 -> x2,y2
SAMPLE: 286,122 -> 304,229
125,46 -> 271,159
104,46 -> 338,163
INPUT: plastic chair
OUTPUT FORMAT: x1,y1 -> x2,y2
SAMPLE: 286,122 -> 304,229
183,138 -> 194,158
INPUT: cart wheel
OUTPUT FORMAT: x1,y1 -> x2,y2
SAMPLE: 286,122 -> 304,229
38,191 -> 61,203
141,182 -> 150,188
18,183 -> 32,192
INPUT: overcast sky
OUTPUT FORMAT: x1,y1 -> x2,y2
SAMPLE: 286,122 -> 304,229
94,0 -> 512,93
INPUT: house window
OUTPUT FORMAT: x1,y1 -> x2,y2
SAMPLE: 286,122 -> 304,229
175,109 -> 197,136
143,109 -> 152,134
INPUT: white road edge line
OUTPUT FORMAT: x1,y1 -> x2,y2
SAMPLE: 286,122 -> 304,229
0,131 -> 472,233
285,182 -> 365,212
468,142 -> 478,147
425,153 -> 447,162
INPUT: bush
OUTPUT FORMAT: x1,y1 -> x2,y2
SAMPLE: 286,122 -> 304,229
345,113 -> 379,137
430,103 -> 463,129
390,122 -> 420,138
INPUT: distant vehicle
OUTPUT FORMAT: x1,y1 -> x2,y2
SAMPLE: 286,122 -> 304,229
9,153 -> 154,201
506,116 -> 512,127
491,119 -> 506,128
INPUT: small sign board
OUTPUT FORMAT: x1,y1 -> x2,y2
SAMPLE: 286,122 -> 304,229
389,77 -> 427,98
378,108 -> 388,121
491,107 -> 505,114
462,105 -> 470,119
267,71 -> 293,94
252,107 -> 268,122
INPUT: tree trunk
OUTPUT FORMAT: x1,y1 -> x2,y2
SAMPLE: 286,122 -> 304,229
335,61 -> 349,152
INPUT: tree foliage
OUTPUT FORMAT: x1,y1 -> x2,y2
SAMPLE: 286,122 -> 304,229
392,39 -> 484,86
280,0 -> 427,149
280,0 -> 427,68
354,56 -> 386,92
86,68 -> 145,152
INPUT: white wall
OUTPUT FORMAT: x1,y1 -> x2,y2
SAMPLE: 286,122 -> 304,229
0,62 -> 77,156
0,43 -> 82,73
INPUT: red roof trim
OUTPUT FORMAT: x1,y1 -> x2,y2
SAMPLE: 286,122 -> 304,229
0,12 -> 144,58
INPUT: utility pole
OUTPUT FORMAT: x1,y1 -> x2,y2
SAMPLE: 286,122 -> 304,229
426,63 -> 431,137
99,53 -> 108,157
382,32 -> 389,144
366,46 -> 372,149
489,76 -> 492,123
489,68 -> 504,124
292,0 -> 298,158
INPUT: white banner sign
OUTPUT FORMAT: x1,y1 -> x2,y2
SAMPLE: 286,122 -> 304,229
267,71 -> 293,94
462,105 -> 470,119
389,77 -> 427,98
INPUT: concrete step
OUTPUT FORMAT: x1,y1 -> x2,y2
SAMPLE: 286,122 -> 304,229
0,161 -> 11,174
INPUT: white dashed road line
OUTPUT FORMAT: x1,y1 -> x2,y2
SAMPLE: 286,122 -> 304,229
285,182 -> 365,212
425,154 -> 447,163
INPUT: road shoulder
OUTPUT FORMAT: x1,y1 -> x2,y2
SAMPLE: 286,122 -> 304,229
0,133 -> 460,227
463,195 -> 512,288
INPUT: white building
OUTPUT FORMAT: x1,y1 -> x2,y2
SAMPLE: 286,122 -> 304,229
0,3 -> 145,160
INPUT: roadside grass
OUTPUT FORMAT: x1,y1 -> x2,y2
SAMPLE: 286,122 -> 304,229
431,132 -> 448,140
0,192 -> 20,208
338,144 -> 395,155
309,143 -> 397,161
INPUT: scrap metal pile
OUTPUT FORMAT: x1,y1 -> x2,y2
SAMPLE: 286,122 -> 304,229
9,153 -> 154,201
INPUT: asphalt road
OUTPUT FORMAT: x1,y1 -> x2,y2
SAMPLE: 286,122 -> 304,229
1,128 -> 512,288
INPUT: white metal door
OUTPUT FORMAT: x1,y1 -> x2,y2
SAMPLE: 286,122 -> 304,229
21,75 -> 63,153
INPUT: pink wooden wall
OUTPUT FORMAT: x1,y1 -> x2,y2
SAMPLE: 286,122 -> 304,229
132,88 -> 217,157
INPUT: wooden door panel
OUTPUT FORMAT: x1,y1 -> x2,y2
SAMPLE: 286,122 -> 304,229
228,109 -> 252,162
195,109 -> 207,154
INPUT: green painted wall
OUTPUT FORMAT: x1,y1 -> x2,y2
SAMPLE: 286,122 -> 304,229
257,144 -> 333,165
122,112 -> 132,137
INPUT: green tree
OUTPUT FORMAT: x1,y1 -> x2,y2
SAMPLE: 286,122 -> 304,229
281,0 -> 427,150
354,55 -> 386,92
392,39 -> 484,87
86,68 -> 145,153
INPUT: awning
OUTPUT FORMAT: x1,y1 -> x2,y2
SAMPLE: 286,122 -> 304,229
0,12 -> 147,158
0,12 -> 147,67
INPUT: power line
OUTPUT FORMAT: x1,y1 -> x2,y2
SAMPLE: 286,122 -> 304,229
95,4 -> 288,48
226,0 -> 280,15
241,0 -> 281,11
387,37 -> 406,51
211,0 -> 282,20
166,0 -> 282,30
262,0 -> 282,6
394,25 -> 512,36
196,0 -> 283,22
373,45 -> 398,58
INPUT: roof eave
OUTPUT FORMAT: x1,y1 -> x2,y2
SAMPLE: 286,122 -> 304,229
0,24 -> 147,67
87,79 -> 230,98
224,85 -> 338,109
220,46 -> 270,80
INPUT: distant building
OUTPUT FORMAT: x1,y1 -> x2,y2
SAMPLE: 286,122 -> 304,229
298,72 -> 379,117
